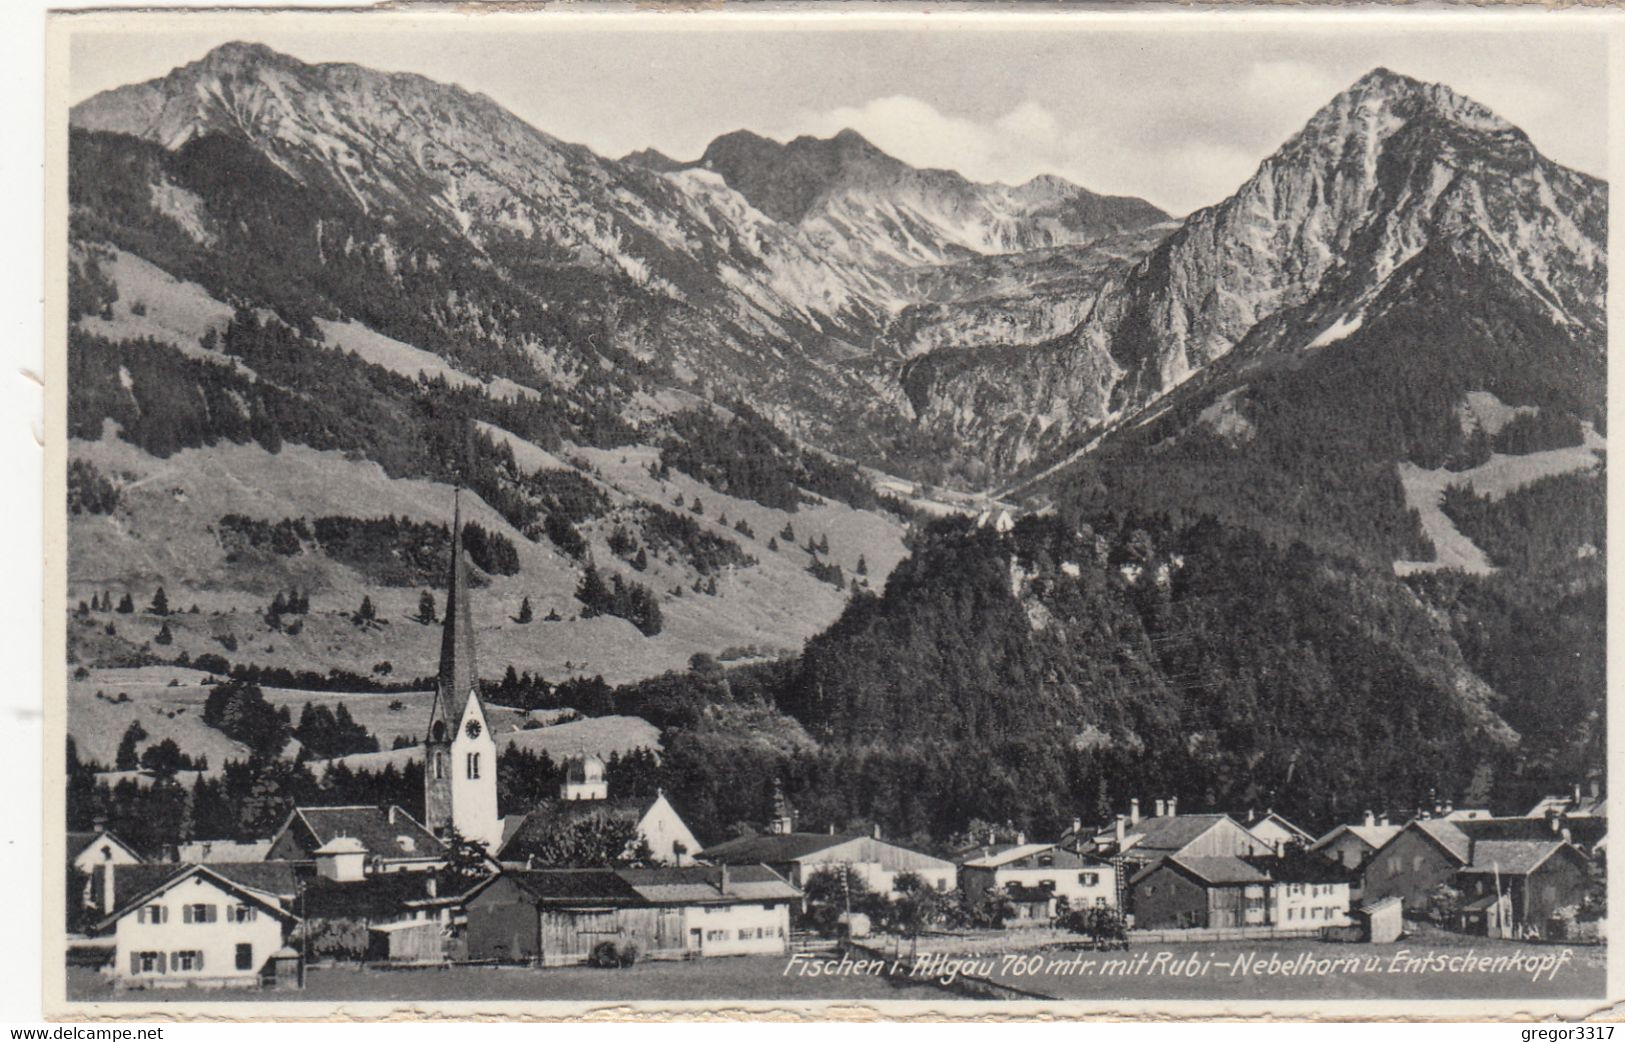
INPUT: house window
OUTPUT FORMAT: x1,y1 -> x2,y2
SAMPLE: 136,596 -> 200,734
1038,855 -> 1054,867
174,950 -> 203,972
1079,872 -> 1099,886
706,930 -> 725,942
936,878 -> 947,891
737,929 -> 751,941
137,905 -> 167,925
134,951 -> 164,975
183,904 -> 217,924
236,943 -> 253,971
230,905 -> 257,923
467,752 -> 480,780
1096,897 -> 1107,908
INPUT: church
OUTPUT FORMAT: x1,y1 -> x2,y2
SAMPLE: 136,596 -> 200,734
421,492 -> 503,851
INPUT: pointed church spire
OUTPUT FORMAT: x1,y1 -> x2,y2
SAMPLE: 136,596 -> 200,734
437,489 -> 479,721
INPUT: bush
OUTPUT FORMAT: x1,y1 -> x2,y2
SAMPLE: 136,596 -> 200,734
588,939 -> 637,968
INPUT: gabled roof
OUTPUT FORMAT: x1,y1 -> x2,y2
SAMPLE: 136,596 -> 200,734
699,832 -> 953,871
1111,814 -> 1235,857
300,871 -> 479,918
1150,855 -> 1272,887
1458,839 -> 1574,877
1526,793 -> 1607,819
1308,823 -> 1403,854
619,865 -> 800,905
275,805 -> 444,862
1409,819 -> 1472,864
1244,850 -> 1358,885
498,797 -> 659,861
499,869 -> 645,906
960,843 -> 1095,871
68,830 -> 143,864
92,864 -> 300,932
699,832 -> 858,864
1250,812 -> 1314,843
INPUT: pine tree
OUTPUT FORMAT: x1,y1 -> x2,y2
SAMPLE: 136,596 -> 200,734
690,497 -> 704,516
417,590 -> 438,624
818,534 -> 830,555
114,721 -> 147,771
89,593 -> 101,612
155,622 -> 173,645
357,595 -> 376,623
780,522 -> 795,542
768,537 -> 779,552
76,600 -> 89,616
517,596 -> 534,624
632,549 -> 648,572
270,591 -> 289,616
856,554 -> 868,576
115,593 -> 134,614
148,587 -> 170,616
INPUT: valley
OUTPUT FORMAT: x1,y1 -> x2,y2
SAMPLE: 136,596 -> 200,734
62,42 -> 1606,852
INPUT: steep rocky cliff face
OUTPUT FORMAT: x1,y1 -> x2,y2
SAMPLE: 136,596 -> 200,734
903,68 -> 1607,476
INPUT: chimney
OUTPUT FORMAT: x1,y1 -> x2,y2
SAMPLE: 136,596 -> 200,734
1071,817 -> 1081,839
1130,799 -> 1140,825
1363,810 -> 1375,828
1561,827 -> 1573,845
1154,798 -> 1166,818
828,823 -> 836,836
1549,810 -> 1562,834
871,823 -> 881,840
1167,796 -> 1178,818
92,815 -> 107,834
426,874 -> 437,898
719,863 -> 730,896
1379,814 -> 1390,827
100,863 -> 116,917
1589,778 -> 1600,800
1016,831 -> 1026,845
1115,815 -> 1126,844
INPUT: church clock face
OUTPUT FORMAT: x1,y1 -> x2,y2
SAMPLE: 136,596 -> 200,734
465,720 -> 482,739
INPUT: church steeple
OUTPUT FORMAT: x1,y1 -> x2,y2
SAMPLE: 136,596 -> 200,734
436,489 -> 479,723
424,489 -> 500,849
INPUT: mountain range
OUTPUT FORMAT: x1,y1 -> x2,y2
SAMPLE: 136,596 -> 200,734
63,42 -> 1606,828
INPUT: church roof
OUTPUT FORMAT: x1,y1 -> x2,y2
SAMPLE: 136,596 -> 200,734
430,490 -> 482,731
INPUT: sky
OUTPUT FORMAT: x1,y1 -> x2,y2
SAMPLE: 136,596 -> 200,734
63,11 -> 1610,216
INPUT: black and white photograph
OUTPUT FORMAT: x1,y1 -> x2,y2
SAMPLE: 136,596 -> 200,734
40,6 -> 1617,1019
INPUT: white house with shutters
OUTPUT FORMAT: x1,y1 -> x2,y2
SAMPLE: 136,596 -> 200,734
91,863 -> 299,988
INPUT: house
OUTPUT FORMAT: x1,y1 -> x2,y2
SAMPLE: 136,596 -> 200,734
264,805 -> 445,873
1454,839 -> 1590,935
1361,816 -> 1594,930
69,829 -> 144,913
500,790 -> 702,867
1245,812 -> 1315,854
462,865 -> 800,964
1308,814 -> 1403,871
69,829 -> 144,876
1079,799 -> 1274,876
1359,818 -> 1472,910
1526,782 -> 1606,821
1247,850 -> 1354,928
699,830 -> 957,896
88,862 -> 300,988
957,843 -> 1118,921
1129,856 -> 1272,930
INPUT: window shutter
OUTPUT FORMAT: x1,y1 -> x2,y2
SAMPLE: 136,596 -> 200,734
156,952 -> 167,973
206,905 -> 217,923
130,952 -> 140,975
197,950 -> 204,971
183,905 -> 193,924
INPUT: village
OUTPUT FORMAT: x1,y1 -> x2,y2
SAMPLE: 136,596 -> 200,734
64,504 -> 1607,999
